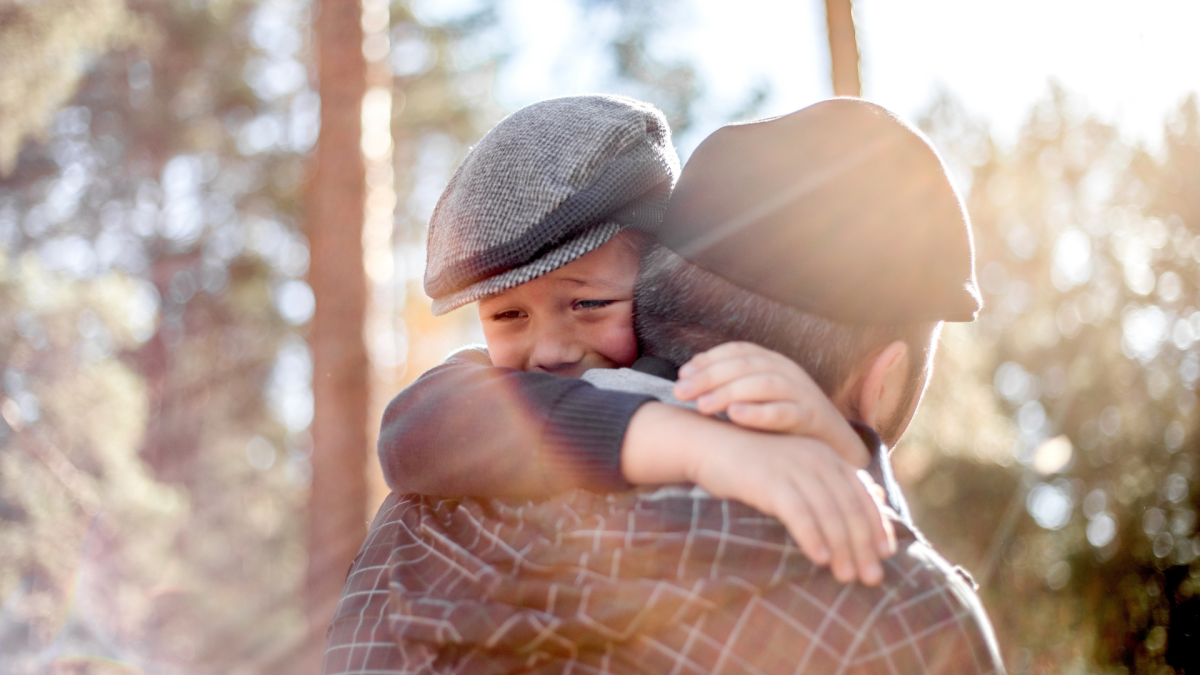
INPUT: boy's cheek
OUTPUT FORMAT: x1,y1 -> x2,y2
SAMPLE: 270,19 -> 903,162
607,338 -> 639,368
480,326 -> 525,370
490,349 -> 523,370
594,315 -> 639,368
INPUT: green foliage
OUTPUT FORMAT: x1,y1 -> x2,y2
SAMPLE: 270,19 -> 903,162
0,0 -> 139,176
905,86 -> 1200,674
0,254 -> 189,672
0,0 -> 510,670
0,0 -> 312,670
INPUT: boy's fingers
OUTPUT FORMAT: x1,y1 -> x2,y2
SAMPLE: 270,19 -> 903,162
828,421 -> 871,469
818,463 -> 883,586
770,487 -> 830,566
727,402 -> 805,433
680,341 -> 777,377
856,470 -> 897,557
793,472 -> 857,584
679,363 -> 871,469
694,373 -> 796,413
675,355 -> 783,400
725,399 -> 869,470
868,481 -> 888,505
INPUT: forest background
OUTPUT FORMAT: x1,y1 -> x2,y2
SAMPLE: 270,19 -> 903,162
2,0 -> 1199,673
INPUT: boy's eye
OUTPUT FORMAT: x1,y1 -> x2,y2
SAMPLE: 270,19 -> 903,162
491,309 -> 526,321
573,299 -> 615,311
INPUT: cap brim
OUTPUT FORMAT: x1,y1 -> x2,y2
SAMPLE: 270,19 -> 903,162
429,222 -> 622,316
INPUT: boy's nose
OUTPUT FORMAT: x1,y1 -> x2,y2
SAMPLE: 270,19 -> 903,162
527,325 -> 585,375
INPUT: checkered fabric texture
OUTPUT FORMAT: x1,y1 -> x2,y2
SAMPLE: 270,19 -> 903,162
324,488 -> 1005,674
424,95 -> 680,315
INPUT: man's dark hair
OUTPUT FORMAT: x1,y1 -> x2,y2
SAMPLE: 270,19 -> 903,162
634,247 -> 941,440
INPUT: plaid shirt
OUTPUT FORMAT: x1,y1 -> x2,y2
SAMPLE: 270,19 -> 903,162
324,485 -> 1005,674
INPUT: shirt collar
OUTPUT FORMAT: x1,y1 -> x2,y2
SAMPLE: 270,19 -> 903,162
849,420 -> 913,528
631,355 -> 680,381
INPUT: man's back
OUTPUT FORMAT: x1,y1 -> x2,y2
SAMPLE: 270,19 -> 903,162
325,488 -> 1002,674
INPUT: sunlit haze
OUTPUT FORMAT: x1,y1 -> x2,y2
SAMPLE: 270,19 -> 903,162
416,0 -> 1200,153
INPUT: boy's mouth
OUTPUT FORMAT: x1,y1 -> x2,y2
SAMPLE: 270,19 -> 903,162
535,357 -> 618,378
534,362 -> 589,378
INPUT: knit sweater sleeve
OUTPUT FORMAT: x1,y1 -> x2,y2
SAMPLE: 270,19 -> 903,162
377,349 -> 655,498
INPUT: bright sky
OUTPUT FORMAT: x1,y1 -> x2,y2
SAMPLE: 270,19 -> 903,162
857,0 -> 1200,148
417,0 -> 1200,155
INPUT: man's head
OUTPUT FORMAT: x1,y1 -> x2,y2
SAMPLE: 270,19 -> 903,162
635,246 -> 939,444
640,98 -> 980,445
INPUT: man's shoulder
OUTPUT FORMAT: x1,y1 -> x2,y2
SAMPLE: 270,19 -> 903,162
844,536 -> 1006,673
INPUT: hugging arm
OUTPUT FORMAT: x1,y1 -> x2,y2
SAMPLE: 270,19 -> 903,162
673,341 -> 871,467
622,403 -> 894,586
380,345 -> 895,584
378,349 -> 654,498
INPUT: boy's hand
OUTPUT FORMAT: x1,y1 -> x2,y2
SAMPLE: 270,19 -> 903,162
691,431 -> 896,586
674,342 -> 870,468
623,404 -> 897,586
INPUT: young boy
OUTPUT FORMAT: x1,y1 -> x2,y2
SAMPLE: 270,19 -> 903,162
381,94 -> 894,585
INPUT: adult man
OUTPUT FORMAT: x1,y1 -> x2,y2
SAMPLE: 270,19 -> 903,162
324,99 -> 1005,674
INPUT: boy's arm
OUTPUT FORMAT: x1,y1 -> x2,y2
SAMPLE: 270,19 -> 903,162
622,403 -> 895,586
378,349 -> 655,498
383,347 -> 894,585
673,341 -> 871,467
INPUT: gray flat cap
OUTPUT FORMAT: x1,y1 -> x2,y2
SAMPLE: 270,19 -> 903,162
424,95 -> 679,315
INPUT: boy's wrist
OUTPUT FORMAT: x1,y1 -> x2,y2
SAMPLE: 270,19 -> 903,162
544,382 -> 657,493
622,403 -> 711,485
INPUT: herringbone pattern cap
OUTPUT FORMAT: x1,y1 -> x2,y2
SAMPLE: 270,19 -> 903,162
424,95 -> 679,315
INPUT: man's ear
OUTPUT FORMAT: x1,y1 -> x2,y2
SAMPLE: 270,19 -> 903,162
844,340 -> 910,431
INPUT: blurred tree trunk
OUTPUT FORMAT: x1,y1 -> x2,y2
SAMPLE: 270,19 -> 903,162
824,0 -> 861,98
305,0 -> 369,665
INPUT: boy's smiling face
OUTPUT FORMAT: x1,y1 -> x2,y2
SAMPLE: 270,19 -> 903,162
479,234 -> 641,377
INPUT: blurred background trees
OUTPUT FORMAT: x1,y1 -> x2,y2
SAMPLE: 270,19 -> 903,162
0,0 -> 691,671
2,0 -> 323,670
905,88 -> 1200,674
0,0 -> 137,175
0,1 -> 1198,674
